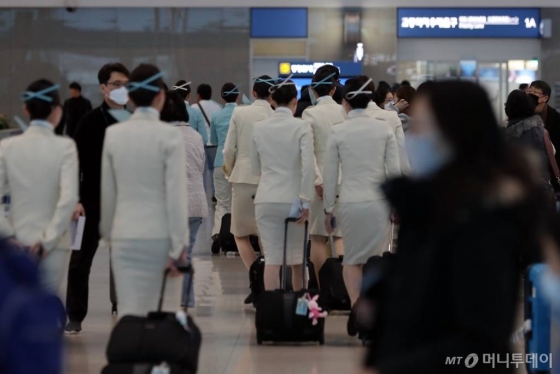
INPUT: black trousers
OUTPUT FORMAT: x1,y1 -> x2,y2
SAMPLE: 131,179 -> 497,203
66,209 -> 100,323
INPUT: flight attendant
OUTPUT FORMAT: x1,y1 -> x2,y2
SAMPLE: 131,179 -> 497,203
302,68 -> 345,279
251,77 -> 315,291
364,76 -> 410,176
323,77 -> 400,336
210,83 -> 239,252
223,75 -> 274,304
0,79 -> 79,294
100,64 -> 189,317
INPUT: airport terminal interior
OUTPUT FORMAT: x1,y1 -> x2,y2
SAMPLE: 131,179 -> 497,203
2,1 -> 560,374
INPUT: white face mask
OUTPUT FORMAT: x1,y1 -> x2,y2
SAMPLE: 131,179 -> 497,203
108,87 -> 129,106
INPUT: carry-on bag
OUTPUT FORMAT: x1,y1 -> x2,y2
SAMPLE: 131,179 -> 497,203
359,224 -> 396,345
319,235 -> 351,311
250,252 -> 319,307
104,264 -> 202,374
219,213 -> 261,254
102,363 -> 188,374
524,264 -> 552,374
255,218 -> 325,345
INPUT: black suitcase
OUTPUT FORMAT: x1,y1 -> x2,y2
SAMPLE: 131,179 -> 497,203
358,224 -> 396,345
102,363 -> 190,374
319,235 -> 351,311
219,213 -> 261,253
250,253 -> 319,308
104,265 -> 202,373
255,218 -> 325,345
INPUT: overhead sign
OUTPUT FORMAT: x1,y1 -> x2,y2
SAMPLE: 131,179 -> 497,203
398,8 -> 541,38
278,61 -> 363,77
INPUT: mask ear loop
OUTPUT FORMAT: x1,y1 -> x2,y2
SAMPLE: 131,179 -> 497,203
268,74 -> 296,94
172,81 -> 191,92
127,71 -> 164,93
345,78 -> 373,100
22,84 -> 60,103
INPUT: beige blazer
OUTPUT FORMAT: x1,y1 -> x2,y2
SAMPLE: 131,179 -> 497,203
323,110 -> 400,213
0,124 -> 78,251
250,108 -> 315,205
366,102 -> 411,176
100,109 -> 189,259
223,100 -> 274,185
302,96 -> 345,186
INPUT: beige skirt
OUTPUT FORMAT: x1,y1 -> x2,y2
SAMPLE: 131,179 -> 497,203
309,195 -> 343,237
337,200 -> 391,265
255,203 -> 306,266
231,183 -> 259,237
111,239 -> 181,317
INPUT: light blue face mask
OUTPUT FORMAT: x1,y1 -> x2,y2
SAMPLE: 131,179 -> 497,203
384,100 -> 395,110
405,132 -> 453,178
542,269 -> 560,307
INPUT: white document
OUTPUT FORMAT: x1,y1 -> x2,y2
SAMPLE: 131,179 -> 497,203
70,216 -> 86,250
289,197 -> 303,218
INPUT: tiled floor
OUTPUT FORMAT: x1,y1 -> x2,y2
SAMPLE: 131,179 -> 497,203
64,211 -> 364,374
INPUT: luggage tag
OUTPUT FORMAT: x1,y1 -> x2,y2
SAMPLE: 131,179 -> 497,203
296,293 -> 309,316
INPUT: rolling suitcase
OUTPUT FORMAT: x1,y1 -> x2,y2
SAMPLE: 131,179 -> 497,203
524,264 -> 552,374
219,213 -> 261,254
255,218 -> 325,345
104,265 -> 202,374
249,253 -> 319,308
319,235 -> 351,311
359,224 -> 396,345
102,363 -> 188,374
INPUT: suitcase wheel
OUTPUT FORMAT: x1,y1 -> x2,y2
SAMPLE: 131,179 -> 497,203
257,334 -> 263,345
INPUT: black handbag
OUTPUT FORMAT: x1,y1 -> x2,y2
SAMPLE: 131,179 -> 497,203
105,265 -> 202,373
255,218 -> 325,345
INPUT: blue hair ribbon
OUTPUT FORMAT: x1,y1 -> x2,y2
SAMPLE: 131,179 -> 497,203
22,84 -> 60,103
222,85 -> 241,97
127,71 -> 164,93
311,72 -> 337,88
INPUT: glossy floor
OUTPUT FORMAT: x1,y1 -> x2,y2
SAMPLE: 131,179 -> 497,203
63,215 -> 365,374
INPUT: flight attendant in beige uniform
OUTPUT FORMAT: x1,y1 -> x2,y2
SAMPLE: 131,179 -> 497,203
302,68 -> 345,280
223,76 -> 274,303
323,77 -> 400,336
251,77 -> 315,291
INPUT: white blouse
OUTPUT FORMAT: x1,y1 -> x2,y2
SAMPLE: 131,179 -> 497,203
177,123 -> 208,218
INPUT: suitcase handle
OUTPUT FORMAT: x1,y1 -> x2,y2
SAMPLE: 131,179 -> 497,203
158,264 -> 194,312
282,217 -> 309,291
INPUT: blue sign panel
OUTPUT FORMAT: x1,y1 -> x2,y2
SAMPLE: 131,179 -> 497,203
278,61 -> 363,78
251,8 -> 308,38
398,8 -> 541,38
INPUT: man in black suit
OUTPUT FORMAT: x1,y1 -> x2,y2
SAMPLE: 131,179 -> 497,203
530,80 -> 560,165
57,82 -> 92,138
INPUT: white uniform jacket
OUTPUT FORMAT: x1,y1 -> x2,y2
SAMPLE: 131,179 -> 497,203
100,109 -> 189,259
250,108 -> 315,205
366,102 -> 411,176
223,100 -> 273,185
302,96 -> 345,185
323,109 -> 401,213
0,123 -> 78,251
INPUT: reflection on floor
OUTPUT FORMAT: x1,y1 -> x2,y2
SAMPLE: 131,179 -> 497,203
64,212 -> 364,374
